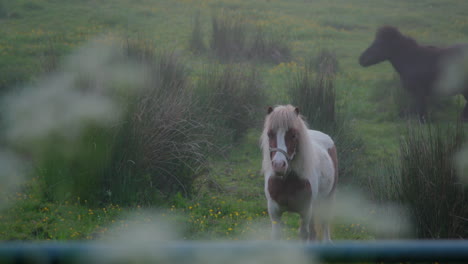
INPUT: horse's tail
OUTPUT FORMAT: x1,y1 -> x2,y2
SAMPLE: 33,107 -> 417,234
327,144 -> 338,197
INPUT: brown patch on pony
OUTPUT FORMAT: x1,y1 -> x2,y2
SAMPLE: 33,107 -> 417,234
268,128 -> 298,160
285,128 -> 298,157
359,25 -> 468,121
268,129 -> 277,160
327,145 -> 338,196
268,173 -> 312,213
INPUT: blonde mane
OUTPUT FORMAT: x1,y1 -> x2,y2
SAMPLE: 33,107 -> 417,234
263,105 -> 305,132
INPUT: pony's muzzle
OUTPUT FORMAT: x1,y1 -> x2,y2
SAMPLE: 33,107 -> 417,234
358,52 -> 371,67
272,159 -> 287,175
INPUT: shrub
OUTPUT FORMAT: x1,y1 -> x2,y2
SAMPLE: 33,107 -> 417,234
210,12 -> 247,61
290,57 -> 336,130
103,42 -> 212,205
248,27 -> 291,64
36,126 -> 114,202
289,51 -> 362,181
398,123 -> 468,238
0,1 -> 7,19
189,11 -> 206,54
209,12 -> 290,63
310,49 -> 339,76
6,38 -> 212,205
39,37 -> 64,74
195,64 -> 265,143
368,122 -> 468,238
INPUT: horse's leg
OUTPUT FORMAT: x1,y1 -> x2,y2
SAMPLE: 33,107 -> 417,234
462,92 -> 468,121
320,221 -> 332,243
318,197 -> 334,243
268,200 -> 283,240
308,214 -> 317,241
413,93 -> 428,122
407,87 -> 427,122
299,210 -> 313,241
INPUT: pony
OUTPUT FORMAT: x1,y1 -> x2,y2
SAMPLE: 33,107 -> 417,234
359,26 -> 468,121
260,105 -> 338,241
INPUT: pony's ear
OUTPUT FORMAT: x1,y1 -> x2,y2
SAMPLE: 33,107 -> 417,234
267,106 -> 273,114
294,107 -> 300,115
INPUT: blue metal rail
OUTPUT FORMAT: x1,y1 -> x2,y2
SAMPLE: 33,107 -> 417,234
0,240 -> 467,263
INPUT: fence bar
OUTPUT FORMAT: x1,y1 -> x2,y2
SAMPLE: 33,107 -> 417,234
0,240 -> 468,263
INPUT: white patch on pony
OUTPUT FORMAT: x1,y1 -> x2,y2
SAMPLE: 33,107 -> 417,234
308,130 -> 334,150
272,129 -> 288,174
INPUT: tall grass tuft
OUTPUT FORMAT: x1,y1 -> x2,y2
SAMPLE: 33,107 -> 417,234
0,0 -> 7,19
189,11 -> 206,54
248,27 -> 291,64
209,12 -> 290,63
195,64 -> 265,143
104,41 -> 212,205
11,38 -> 213,205
289,51 -> 362,181
39,36 -> 63,74
368,122 -> 468,238
210,12 -> 247,61
291,57 -> 336,131
398,123 -> 468,238
311,49 -> 339,76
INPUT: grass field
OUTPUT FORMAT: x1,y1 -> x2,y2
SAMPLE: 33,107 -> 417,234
1,0 -> 468,242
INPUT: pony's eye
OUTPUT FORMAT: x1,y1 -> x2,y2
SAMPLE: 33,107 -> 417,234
267,131 -> 275,138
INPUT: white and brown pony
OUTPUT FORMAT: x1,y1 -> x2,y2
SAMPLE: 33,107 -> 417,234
261,105 -> 338,242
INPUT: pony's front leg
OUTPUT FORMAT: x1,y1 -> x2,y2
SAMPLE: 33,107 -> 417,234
320,221 -> 332,243
268,200 -> 283,240
318,198 -> 334,243
299,210 -> 314,241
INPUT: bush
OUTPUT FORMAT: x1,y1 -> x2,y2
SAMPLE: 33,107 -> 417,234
289,51 -> 362,181
247,27 -> 291,64
311,49 -> 339,76
103,42 -> 212,205
39,36 -> 64,74
290,56 -> 336,131
208,12 -> 290,63
210,12 -> 247,61
36,126 -> 114,203
398,123 -> 468,238
0,1 -> 7,19
8,38 -> 212,206
195,64 -> 265,143
189,11 -> 206,54
368,122 -> 468,238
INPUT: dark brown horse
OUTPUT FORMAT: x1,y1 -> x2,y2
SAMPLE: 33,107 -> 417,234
359,26 -> 468,121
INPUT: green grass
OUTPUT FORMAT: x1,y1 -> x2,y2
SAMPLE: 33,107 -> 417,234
2,0 -> 468,241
